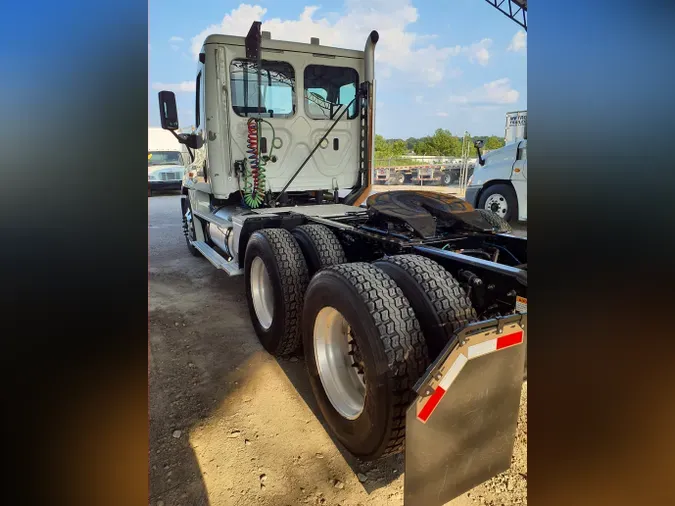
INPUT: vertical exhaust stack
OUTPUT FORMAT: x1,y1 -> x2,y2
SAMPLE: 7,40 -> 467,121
349,30 -> 379,207
364,30 -> 379,83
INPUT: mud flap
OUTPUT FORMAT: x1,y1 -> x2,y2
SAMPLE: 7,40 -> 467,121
404,314 -> 527,506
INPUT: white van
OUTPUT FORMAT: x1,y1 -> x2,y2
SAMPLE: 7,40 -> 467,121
148,127 -> 190,196
464,139 -> 527,222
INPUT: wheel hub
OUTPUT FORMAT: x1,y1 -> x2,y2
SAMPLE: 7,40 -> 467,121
250,256 -> 274,330
183,208 -> 196,242
313,307 -> 366,420
348,329 -> 366,381
485,194 -> 508,218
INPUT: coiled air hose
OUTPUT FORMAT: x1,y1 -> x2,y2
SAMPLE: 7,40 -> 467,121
243,118 -> 279,208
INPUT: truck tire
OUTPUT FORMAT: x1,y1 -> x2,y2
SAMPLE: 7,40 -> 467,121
477,183 -> 518,222
388,172 -> 404,185
181,197 -> 201,257
245,229 -> 309,357
441,172 -> 453,186
303,263 -> 429,460
374,255 -> 476,360
292,224 -> 347,276
475,209 -> 513,233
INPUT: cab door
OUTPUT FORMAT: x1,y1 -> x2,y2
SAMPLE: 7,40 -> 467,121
511,140 -> 527,220
188,55 -> 213,195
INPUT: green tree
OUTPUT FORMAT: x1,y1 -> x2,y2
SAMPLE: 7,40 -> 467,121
429,129 -> 462,157
413,137 -> 436,155
485,136 -> 505,151
374,134 -> 392,157
391,139 -> 407,156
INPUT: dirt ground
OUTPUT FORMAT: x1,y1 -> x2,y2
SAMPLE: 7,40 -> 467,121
149,190 -> 527,506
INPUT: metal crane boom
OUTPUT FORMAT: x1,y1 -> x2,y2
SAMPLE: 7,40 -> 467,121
484,0 -> 527,31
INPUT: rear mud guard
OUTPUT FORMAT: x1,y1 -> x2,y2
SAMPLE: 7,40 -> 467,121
404,314 -> 527,505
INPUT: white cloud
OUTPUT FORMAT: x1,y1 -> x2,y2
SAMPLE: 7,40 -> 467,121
446,67 -> 463,78
169,36 -> 184,42
170,45 -> 180,52
435,112 -> 448,117
190,2 -> 490,86
507,30 -> 526,52
464,39 -> 492,66
449,78 -> 519,105
152,81 -> 196,93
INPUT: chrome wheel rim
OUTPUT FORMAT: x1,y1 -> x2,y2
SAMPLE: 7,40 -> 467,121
313,307 -> 366,420
250,257 -> 274,330
184,208 -> 196,242
485,194 -> 508,218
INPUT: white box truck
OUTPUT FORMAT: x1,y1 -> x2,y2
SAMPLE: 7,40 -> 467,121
148,127 -> 190,196
505,110 -> 527,144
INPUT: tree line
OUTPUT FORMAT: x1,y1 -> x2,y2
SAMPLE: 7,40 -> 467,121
375,129 -> 505,159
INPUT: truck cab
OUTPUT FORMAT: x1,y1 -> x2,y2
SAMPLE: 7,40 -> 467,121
148,127 -> 190,196
464,138 -> 527,222
175,30 -> 370,207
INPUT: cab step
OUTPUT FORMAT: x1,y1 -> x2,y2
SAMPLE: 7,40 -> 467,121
191,241 -> 243,276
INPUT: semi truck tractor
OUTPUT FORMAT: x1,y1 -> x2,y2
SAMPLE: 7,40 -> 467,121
464,111 -> 527,222
157,22 -> 527,505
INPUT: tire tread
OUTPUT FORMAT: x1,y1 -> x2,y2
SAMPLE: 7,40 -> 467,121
475,209 -> 513,233
379,255 -> 477,340
293,224 -> 346,272
325,262 -> 429,456
256,228 -> 309,356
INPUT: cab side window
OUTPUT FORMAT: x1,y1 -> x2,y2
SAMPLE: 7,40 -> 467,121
195,71 -> 202,128
230,60 -> 295,118
304,65 -> 359,120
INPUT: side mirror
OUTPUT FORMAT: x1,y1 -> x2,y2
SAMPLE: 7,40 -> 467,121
474,139 -> 486,166
158,91 -> 179,131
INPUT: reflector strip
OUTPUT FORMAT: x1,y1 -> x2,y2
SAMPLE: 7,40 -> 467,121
496,331 -> 524,350
439,353 -> 468,390
417,330 -> 524,423
417,386 -> 446,423
468,330 -> 524,358
417,354 -> 467,423
467,339 -> 496,359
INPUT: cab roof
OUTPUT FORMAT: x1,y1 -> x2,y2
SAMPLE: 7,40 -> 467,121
203,34 -> 365,60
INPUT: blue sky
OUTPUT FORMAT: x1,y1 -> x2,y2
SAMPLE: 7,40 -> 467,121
149,0 -> 526,138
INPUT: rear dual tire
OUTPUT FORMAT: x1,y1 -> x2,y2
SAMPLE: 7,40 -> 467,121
374,255 -> 476,360
244,235 -> 476,460
291,224 -> 346,276
303,263 -> 430,460
244,229 -> 309,357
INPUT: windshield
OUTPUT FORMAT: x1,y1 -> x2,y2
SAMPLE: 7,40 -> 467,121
148,151 -> 183,166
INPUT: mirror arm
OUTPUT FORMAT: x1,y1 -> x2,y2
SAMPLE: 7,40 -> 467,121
476,146 -> 485,166
167,130 -> 196,163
